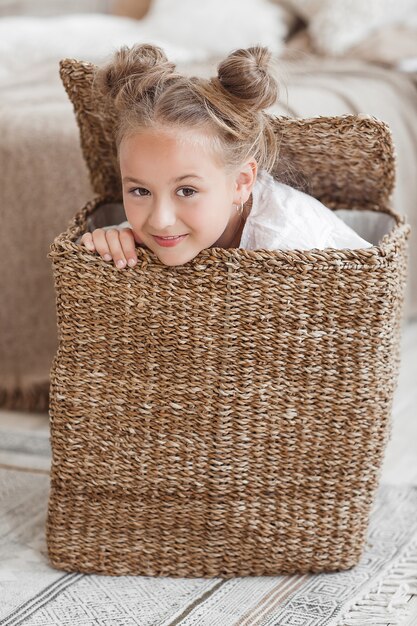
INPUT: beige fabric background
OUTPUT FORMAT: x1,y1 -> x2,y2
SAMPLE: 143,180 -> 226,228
1,73 -> 93,410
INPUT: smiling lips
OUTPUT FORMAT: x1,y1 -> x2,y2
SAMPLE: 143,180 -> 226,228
152,234 -> 188,247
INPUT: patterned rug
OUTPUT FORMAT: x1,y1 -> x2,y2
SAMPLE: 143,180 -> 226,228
0,421 -> 417,626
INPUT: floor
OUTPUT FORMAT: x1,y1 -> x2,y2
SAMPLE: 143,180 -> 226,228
1,318 -> 416,625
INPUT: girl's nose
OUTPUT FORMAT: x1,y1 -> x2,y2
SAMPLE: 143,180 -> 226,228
147,201 -> 176,232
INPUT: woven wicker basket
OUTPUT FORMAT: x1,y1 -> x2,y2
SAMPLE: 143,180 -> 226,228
46,59 -> 410,578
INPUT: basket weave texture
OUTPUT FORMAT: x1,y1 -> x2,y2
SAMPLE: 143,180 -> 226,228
46,59 -> 410,578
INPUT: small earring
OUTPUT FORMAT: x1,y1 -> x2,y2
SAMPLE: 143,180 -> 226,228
235,200 -> 244,216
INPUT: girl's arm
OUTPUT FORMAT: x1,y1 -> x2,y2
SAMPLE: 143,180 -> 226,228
80,226 -> 142,270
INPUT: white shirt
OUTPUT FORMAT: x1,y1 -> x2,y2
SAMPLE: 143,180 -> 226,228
96,169 -> 372,251
239,169 -> 371,250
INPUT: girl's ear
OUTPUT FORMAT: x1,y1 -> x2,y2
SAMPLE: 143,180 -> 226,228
233,159 -> 258,204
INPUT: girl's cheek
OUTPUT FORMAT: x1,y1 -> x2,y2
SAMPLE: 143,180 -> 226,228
133,231 -> 144,244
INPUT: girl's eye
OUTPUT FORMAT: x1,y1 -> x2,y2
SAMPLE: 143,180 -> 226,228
177,187 -> 196,198
131,187 -> 150,197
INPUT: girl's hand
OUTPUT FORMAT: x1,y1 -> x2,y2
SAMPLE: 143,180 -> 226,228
80,228 -> 140,269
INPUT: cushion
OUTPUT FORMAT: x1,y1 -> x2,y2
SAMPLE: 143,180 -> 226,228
284,0 -> 417,55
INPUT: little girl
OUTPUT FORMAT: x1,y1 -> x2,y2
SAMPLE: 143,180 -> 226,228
80,44 -> 371,268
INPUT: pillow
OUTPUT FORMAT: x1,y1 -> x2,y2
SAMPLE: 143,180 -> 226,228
139,0 -> 291,58
284,0 -> 417,55
283,22 -> 417,68
0,0 -> 291,82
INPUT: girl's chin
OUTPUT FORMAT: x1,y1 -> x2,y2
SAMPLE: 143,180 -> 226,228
153,244 -> 204,266
156,251 -> 200,266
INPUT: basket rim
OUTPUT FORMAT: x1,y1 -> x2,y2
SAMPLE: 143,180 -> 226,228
48,195 -> 410,270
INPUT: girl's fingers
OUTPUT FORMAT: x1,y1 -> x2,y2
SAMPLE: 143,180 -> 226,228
91,229 -> 112,261
107,228 -> 139,270
85,228 -> 138,269
119,228 -> 138,267
103,229 -> 127,268
80,232 -> 96,252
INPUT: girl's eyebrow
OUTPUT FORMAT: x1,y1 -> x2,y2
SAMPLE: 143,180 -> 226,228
173,174 -> 203,182
122,174 -> 203,184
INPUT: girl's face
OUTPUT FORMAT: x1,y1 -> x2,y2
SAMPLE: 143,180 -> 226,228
119,127 -> 256,266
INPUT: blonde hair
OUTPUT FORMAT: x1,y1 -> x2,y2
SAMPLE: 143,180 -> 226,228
94,43 -> 280,173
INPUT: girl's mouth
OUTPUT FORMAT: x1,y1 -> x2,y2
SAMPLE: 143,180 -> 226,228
152,234 -> 188,247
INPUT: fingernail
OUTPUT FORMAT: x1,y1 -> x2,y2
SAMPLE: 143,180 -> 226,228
128,258 -> 136,267
103,254 -> 112,261
116,259 -> 126,268
85,242 -> 94,251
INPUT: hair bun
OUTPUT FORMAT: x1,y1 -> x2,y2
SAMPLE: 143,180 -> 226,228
217,46 -> 278,111
94,43 -> 177,106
